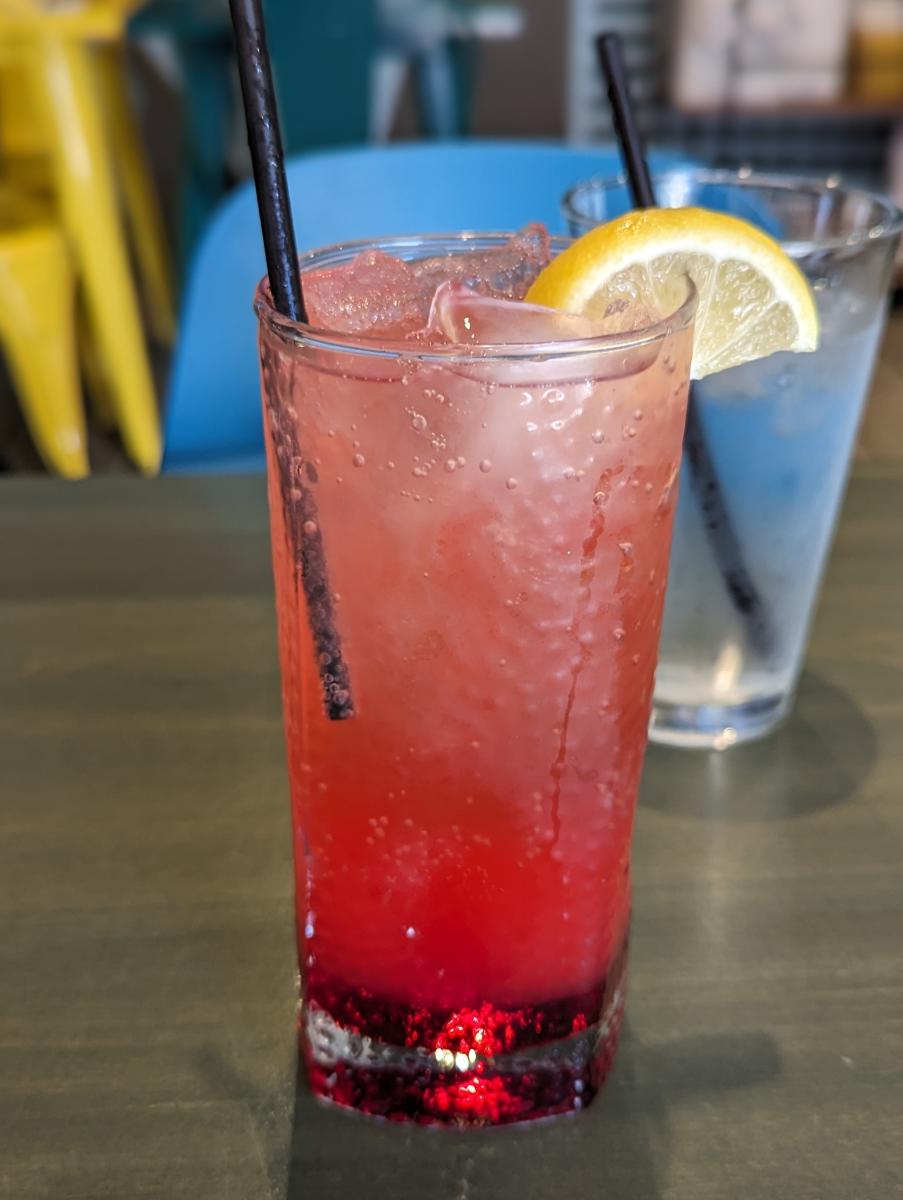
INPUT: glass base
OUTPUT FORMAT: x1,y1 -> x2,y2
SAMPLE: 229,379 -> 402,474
649,691 -> 791,749
301,949 -> 627,1126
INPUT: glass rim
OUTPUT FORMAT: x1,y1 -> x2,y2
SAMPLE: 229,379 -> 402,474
254,232 -> 697,362
562,168 -> 903,252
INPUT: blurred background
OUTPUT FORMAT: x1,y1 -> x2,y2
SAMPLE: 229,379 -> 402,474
1,0 -> 901,476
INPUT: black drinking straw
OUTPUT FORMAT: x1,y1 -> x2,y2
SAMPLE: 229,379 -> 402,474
596,32 -> 774,657
230,0 -> 354,719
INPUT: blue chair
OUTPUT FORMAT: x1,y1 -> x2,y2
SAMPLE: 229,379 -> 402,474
163,140 -> 691,472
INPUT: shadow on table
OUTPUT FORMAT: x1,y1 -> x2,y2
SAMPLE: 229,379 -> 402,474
641,668 -> 877,822
280,1025 -> 781,1200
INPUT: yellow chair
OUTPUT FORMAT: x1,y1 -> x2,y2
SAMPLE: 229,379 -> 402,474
0,187 -> 88,479
0,1 -> 174,476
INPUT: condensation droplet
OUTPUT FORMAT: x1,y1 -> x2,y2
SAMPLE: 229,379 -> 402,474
456,456 -> 466,468
387,460 -> 396,470
303,520 -> 318,535
411,413 -> 427,431
352,453 -> 365,468
506,477 -> 518,490
479,459 -> 492,473
591,429 -> 605,444
405,926 -> 417,939
444,459 -> 457,473
613,627 -> 626,641
633,408 -> 644,421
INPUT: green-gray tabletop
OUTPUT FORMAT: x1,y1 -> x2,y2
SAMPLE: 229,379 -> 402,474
2,466 -> 901,1199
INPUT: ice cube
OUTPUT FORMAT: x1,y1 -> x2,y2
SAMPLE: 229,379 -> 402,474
410,224 -> 551,302
425,281 -> 663,385
428,282 -> 598,345
302,249 -> 427,337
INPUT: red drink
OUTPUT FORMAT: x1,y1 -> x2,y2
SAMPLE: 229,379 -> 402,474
257,233 -> 694,1125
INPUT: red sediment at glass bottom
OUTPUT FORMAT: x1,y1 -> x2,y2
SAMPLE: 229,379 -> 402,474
301,938 -> 628,1126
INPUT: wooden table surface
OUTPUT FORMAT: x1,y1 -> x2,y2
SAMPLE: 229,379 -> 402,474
2,468 -> 902,1200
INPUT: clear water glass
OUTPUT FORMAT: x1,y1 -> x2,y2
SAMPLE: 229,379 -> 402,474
564,169 -> 902,747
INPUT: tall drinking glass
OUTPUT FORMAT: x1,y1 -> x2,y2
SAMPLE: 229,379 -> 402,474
256,233 -> 695,1124
565,170 -> 902,748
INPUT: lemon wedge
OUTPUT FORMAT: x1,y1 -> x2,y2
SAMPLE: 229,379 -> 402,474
526,208 -> 819,379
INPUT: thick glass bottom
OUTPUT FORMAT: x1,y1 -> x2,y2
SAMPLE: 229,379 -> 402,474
649,691 -> 792,749
301,944 -> 628,1126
